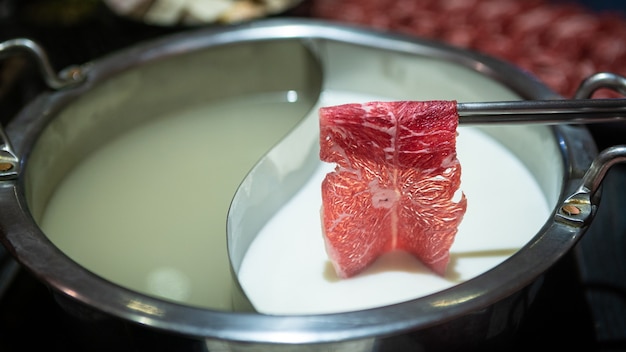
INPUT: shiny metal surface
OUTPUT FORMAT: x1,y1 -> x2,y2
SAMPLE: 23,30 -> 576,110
458,97 -> 626,125
457,72 -> 626,126
0,123 -> 18,180
556,145 -> 626,227
0,18 -> 606,350
0,38 -> 86,180
0,38 -> 85,90
574,72 -> 626,99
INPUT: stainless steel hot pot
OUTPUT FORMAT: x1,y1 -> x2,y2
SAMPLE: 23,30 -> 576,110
0,19 -> 625,351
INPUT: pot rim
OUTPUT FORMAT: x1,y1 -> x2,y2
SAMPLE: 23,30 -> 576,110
0,18 -> 595,344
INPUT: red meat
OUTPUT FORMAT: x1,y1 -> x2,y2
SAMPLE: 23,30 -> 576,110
312,0 -> 626,98
319,101 -> 467,278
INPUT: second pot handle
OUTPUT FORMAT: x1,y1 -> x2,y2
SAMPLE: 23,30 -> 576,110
557,72 -> 626,227
0,38 -> 87,180
0,38 -> 86,90
0,126 -> 18,180
556,145 -> 626,227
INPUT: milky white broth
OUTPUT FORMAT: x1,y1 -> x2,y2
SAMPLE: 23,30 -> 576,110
40,92 -> 308,309
237,91 -> 551,315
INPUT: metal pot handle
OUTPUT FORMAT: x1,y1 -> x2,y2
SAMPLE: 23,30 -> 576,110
556,72 -> 626,227
0,127 -> 18,180
0,38 -> 86,180
574,72 -> 626,99
556,145 -> 626,227
0,38 -> 85,90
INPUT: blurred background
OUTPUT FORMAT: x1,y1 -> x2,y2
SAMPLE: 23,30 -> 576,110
0,1 -> 625,351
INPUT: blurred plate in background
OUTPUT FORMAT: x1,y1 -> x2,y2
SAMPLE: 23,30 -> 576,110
104,0 -> 305,26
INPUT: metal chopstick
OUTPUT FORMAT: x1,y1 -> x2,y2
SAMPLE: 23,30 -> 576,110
457,99 -> 626,125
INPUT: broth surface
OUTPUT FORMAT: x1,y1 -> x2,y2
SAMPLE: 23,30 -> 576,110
238,91 -> 551,314
41,92 -> 307,309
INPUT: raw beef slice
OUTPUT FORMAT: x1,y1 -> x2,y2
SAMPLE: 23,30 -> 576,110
319,100 -> 467,278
